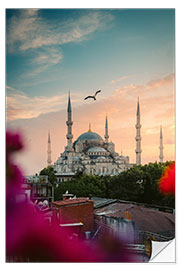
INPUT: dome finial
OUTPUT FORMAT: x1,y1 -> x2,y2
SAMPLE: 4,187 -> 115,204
88,123 -> 92,132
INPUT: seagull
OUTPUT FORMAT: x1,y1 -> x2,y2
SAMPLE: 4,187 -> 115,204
84,90 -> 101,101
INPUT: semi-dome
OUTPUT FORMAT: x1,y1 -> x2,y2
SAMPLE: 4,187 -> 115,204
76,131 -> 103,142
87,147 -> 106,153
97,156 -> 106,160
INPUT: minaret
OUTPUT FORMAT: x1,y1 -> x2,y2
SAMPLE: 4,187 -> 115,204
66,92 -> 73,166
159,126 -> 164,163
104,115 -> 109,143
47,131 -> 52,167
135,98 -> 142,165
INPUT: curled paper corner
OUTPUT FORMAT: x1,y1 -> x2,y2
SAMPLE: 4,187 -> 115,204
150,239 -> 175,263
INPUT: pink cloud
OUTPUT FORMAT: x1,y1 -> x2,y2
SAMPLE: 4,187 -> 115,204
111,75 -> 130,84
6,87 -> 82,121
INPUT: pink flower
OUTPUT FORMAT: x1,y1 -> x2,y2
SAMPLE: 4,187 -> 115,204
6,131 -> 23,155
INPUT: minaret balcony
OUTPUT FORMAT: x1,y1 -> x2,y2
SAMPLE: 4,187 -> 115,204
66,134 -> 73,139
66,121 -> 73,125
135,149 -> 142,153
135,124 -> 141,128
135,136 -> 141,141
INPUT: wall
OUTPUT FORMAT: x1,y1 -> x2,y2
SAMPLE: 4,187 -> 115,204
53,201 -> 94,233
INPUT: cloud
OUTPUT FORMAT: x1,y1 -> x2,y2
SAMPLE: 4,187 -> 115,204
113,73 -> 174,103
27,47 -> 63,76
7,9 -> 113,76
32,48 -> 63,65
7,9 -> 113,52
6,86 -> 82,121
147,74 -> 174,89
111,75 -> 130,84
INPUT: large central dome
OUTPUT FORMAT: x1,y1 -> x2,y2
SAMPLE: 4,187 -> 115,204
76,131 -> 103,142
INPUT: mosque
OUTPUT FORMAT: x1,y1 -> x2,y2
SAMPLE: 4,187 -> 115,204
47,94 -> 164,182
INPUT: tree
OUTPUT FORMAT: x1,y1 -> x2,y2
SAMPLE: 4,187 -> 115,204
107,162 -> 175,207
39,166 -> 57,186
108,166 -> 144,201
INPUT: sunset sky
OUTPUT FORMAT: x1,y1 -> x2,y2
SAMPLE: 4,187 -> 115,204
6,8 -> 175,175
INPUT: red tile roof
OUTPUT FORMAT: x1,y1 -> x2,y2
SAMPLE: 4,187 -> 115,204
52,198 -> 94,207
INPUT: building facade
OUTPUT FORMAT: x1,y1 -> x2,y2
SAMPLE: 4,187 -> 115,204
25,175 -> 54,203
54,94 -> 134,182
51,197 -> 94,234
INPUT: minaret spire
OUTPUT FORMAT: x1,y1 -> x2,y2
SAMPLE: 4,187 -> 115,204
137,97 -> 140,116
135,97 -> 142,165
66,92 -> 73,166
159,125 -> 164,163
47,131 -> 52,167
67,91 -> 71,113
104,114 -> 109,143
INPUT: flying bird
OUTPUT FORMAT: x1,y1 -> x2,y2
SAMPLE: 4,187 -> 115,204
84,90 -> 101,101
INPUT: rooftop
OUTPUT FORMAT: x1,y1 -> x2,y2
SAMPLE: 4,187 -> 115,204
92,197 -> 117,209
94,202 -> 175,237
52,198 -> 94,207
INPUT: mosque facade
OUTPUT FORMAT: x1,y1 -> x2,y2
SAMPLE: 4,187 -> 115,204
53,94 -> 137,182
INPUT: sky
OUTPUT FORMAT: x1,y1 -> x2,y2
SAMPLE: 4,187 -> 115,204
6,8 -> 175,175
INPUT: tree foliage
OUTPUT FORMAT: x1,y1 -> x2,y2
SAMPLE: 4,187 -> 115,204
39,166 -> 57,186
54,174 -> 106,201
39,161 -> 175,208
